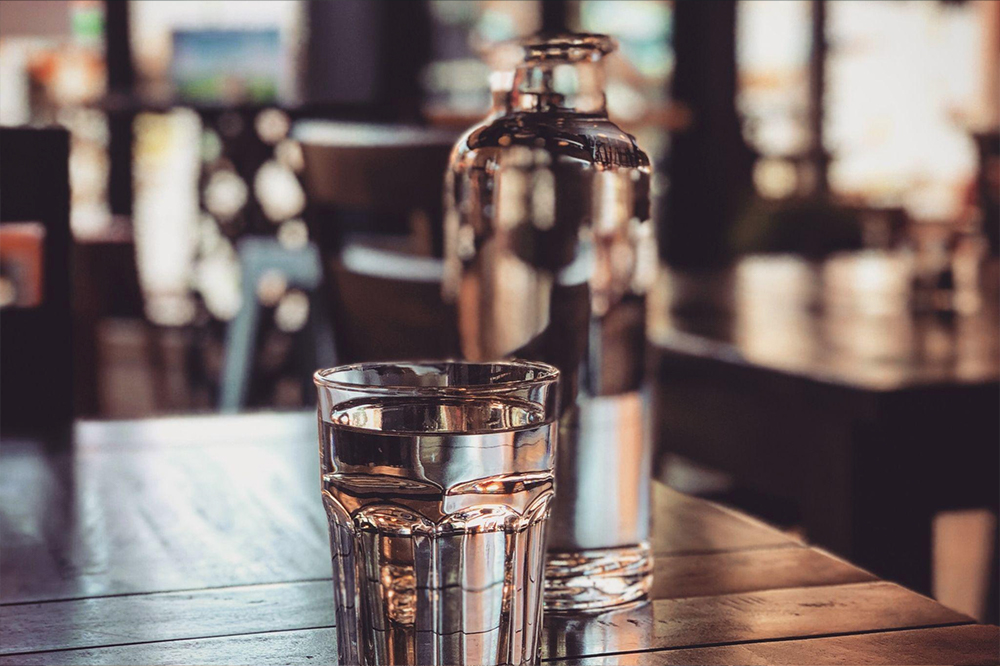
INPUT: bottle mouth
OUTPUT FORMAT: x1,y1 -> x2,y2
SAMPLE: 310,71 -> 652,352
520,33 -> 617,62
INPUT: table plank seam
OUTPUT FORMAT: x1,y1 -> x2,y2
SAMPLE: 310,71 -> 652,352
4,618 -> 979,661
656,579 -> 959,601
0,624 -> 337,659
6,411 -> 989,663
653,541 -> 804,558
0,578 -> 335,608
0,543 -> 808,607
7,579 -> 920,656
1,582 -> 972,659
539,619 -> 980,663
649,577 -> 889,604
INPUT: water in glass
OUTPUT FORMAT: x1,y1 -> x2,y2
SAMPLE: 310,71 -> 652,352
321,395 -> 555,666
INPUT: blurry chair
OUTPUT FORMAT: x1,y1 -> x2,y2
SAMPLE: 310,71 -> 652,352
295,121 -> 458,255
219,237 -> 335,411
294,121 -> 460,363
0,128 -> 74,433
329,241 -> 456,361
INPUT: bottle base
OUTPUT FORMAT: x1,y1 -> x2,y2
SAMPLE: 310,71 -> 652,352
543,542 -> 653,611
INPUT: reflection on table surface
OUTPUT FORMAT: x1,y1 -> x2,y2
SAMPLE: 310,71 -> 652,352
543,600 -> 653,663
649,253 -> 1000,389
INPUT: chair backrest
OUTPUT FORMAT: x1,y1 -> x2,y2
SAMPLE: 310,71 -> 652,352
296,121 -> 456,214
295,121 -> 457,256
328,243 -> 458,362
294,121 -> 461,363
0,127 -> 73,432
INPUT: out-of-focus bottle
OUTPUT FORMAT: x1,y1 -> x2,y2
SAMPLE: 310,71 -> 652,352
443,34 -> 657,610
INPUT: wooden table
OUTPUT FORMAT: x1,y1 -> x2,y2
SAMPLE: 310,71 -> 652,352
649,256 -> 1000,603
1,413 -> 996,664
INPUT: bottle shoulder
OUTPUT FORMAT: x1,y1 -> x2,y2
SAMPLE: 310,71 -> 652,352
453,111 -> 649,170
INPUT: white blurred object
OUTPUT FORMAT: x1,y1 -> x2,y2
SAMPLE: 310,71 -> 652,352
204,169 -> 248,221
132,109 -> 202,326
63,108 -> 112,238
254,108 -> 290,144
826,1 -> 981,220
276,218 -> 308,250
254,159 -> 305,222
753,158 -> 799,199
195,240 -> 242,321
275,139 -> 304,172
255,269 -> 287,307
274,289 -> 309,332
605,81 -> 648,123
0,41 -> 31,125
737,0 -> 812,157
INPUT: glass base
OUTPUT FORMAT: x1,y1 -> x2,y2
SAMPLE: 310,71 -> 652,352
543,542 -> 653,611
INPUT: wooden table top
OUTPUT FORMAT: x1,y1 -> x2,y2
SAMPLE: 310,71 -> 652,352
1,412 -> 996,665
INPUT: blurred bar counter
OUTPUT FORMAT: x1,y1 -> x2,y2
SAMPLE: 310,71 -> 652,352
651,253 -> 1000,389
649,252 -> 999,619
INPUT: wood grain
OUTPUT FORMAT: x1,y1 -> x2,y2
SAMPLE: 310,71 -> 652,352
0,415 -> 330,604
1,593 -> 980,666
649,546 -> 875,600
0,628 -> 340,666
0,581 -> 334,655
1,546 -> 872,655
559,624 -> 999,665
2,412 -> 993,665
2,580 -> 968,660
651,483 -> 800,555
541,582 -> 970,659
0,415 -> 799,605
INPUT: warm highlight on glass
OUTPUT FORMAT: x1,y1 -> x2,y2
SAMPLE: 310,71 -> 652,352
315,361 -> 559,666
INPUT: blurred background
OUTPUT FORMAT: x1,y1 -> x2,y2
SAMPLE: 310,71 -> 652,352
1,0 -> 997,624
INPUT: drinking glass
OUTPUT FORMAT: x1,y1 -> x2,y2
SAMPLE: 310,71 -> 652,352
314,360 -> 560,666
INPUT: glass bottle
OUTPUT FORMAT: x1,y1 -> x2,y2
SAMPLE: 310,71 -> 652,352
443,34 -> 657,610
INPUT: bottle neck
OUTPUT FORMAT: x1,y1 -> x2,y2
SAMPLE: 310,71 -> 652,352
509,57 -> 607,115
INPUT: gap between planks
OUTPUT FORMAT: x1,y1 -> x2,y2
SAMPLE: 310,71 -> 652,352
539,620 -> 979,663
2,581 -> 970,658
1,618 -> 977,662
0,542 -> 808,608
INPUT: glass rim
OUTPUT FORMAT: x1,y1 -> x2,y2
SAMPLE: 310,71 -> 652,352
313,359 -> 560,396
520,33 -> 617,59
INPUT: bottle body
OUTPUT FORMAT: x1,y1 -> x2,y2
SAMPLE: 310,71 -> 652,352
444,35 -> 657,610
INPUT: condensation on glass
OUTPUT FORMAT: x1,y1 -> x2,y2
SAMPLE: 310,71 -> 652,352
315,360 -> 559,666
443,34 -> 658,610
